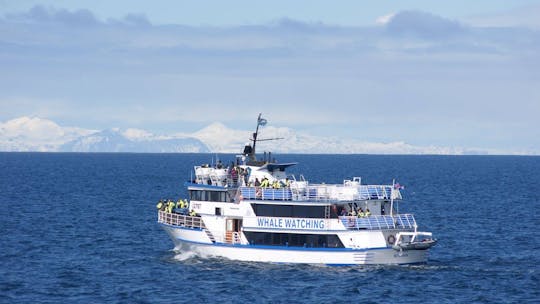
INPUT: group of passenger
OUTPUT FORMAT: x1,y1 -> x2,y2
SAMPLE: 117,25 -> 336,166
156,198 -> 197,216
340,207 -> 371,218
249,177 -> 291,189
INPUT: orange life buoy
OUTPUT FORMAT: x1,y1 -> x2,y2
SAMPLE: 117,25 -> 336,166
387,234 -> 396,245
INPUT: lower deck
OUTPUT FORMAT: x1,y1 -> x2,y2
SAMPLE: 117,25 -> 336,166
157,211 -> 414,250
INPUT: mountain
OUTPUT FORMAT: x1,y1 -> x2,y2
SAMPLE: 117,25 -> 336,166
0,116 -> 527,155
0,117 -> 94,151
199,125 -> 467,155
191,122 -> 250,153
59,128 -> 209,153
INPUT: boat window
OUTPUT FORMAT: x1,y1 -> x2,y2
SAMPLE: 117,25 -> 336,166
189,190 -> 229,203
244,232 -> 344,248
251,204 -> 326,218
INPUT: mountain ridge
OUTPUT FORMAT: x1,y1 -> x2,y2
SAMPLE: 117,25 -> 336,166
0,116 -> 534,155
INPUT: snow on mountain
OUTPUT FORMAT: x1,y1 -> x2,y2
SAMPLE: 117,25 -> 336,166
0,116 -> 94,151
60,128 -> 209,153
121,128 -> 156,141
192,122 -> 250,153
0,116 -> 518,154
204,125 -> 465,155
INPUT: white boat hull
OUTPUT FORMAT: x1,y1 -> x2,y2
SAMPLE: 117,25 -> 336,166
161,224 -> 428,265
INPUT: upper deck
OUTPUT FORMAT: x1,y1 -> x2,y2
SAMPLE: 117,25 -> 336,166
239,184 -> 400,202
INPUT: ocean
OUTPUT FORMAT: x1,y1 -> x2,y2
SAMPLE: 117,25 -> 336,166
0,153 -> 539,303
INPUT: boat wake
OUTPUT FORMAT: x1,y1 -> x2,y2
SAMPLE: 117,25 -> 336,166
172,250 -> 198,262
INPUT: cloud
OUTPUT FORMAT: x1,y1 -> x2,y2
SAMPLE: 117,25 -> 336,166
375,13 -> 396,25
3,5 -> 151,27
384,10 -> 466,39
1,6 -> 539,153
7,5 -> 100,27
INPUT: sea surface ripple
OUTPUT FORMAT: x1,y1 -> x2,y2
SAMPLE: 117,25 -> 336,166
0,153 -> 539,303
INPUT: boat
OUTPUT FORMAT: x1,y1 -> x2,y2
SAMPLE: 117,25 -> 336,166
157,114 -> 437,265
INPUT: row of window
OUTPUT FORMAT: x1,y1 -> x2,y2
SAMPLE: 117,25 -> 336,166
189,190 -> 230,202
244,231 -> 344,248
251,204 -> 331,218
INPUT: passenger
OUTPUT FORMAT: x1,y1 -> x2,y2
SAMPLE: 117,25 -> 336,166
365,209 -> 371,217
231,167 -> 238,184
357,208 -> 365,218
189,209 -> 196,216
184,199 -> 189,209
167,200 -> 174,213
285,178 -> 291,187
176,199 -> 183,209
260,177 -> 270,188
349,208 -> 356,216
340,208 -> 347,216
216,160 -> 223,169
273,180 -> 281,189
156,200 -> 163,210
254,178 -> 261,187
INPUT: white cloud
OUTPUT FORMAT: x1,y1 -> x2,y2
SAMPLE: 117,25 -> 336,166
1,6 -> 539,153
375,13 -> 396,25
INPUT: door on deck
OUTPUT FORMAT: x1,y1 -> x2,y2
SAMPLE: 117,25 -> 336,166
225,218 -> 243,244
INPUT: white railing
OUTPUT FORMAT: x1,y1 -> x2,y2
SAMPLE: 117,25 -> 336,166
339,214 -> 416,230
158,211 -> 206,229
239,184 -> 400,202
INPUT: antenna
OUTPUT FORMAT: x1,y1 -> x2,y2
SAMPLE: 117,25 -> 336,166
245,113 -> 283,165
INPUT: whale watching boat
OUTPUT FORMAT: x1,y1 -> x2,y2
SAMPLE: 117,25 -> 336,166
157,114 -> 436,265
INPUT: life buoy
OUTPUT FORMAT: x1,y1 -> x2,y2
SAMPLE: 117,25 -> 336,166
387,234 -> 396,245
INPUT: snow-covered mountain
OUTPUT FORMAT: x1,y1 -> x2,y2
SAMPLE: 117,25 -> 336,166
60,128 -> 209,153
0,116 -> 518,154
0,117 -> 95,151
0,117 -> 209,153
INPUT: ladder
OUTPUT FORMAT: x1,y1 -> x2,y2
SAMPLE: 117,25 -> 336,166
204,229 -> 216,243
324,205 -> 330,219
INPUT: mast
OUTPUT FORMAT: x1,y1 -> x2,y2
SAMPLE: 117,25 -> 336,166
244,113 -> 281,165
250,113 -> 263,161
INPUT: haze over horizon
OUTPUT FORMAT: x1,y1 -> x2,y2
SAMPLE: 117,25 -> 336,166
1,1 -> 539,154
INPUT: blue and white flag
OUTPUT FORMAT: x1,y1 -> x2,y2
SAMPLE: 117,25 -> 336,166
258,117 -> 267,126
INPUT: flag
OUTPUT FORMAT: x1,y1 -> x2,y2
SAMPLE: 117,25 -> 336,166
258,117 -> 267,126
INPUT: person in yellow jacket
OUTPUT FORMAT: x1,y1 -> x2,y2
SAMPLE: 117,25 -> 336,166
167,200 -> 174,213
357,208 -> 365,218
156,200 -> 164,210
365,209 -> 371,217
189,209 -> 196,216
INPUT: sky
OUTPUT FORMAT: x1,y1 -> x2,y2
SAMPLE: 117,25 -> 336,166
1,1 -> 540,153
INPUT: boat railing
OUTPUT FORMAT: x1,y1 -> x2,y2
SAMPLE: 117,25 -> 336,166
339,214 -> 416,230
158,210 -> 206,229
239,184 -> 400,202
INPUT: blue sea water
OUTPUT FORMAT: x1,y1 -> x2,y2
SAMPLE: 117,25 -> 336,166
0,153 -> 539,303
